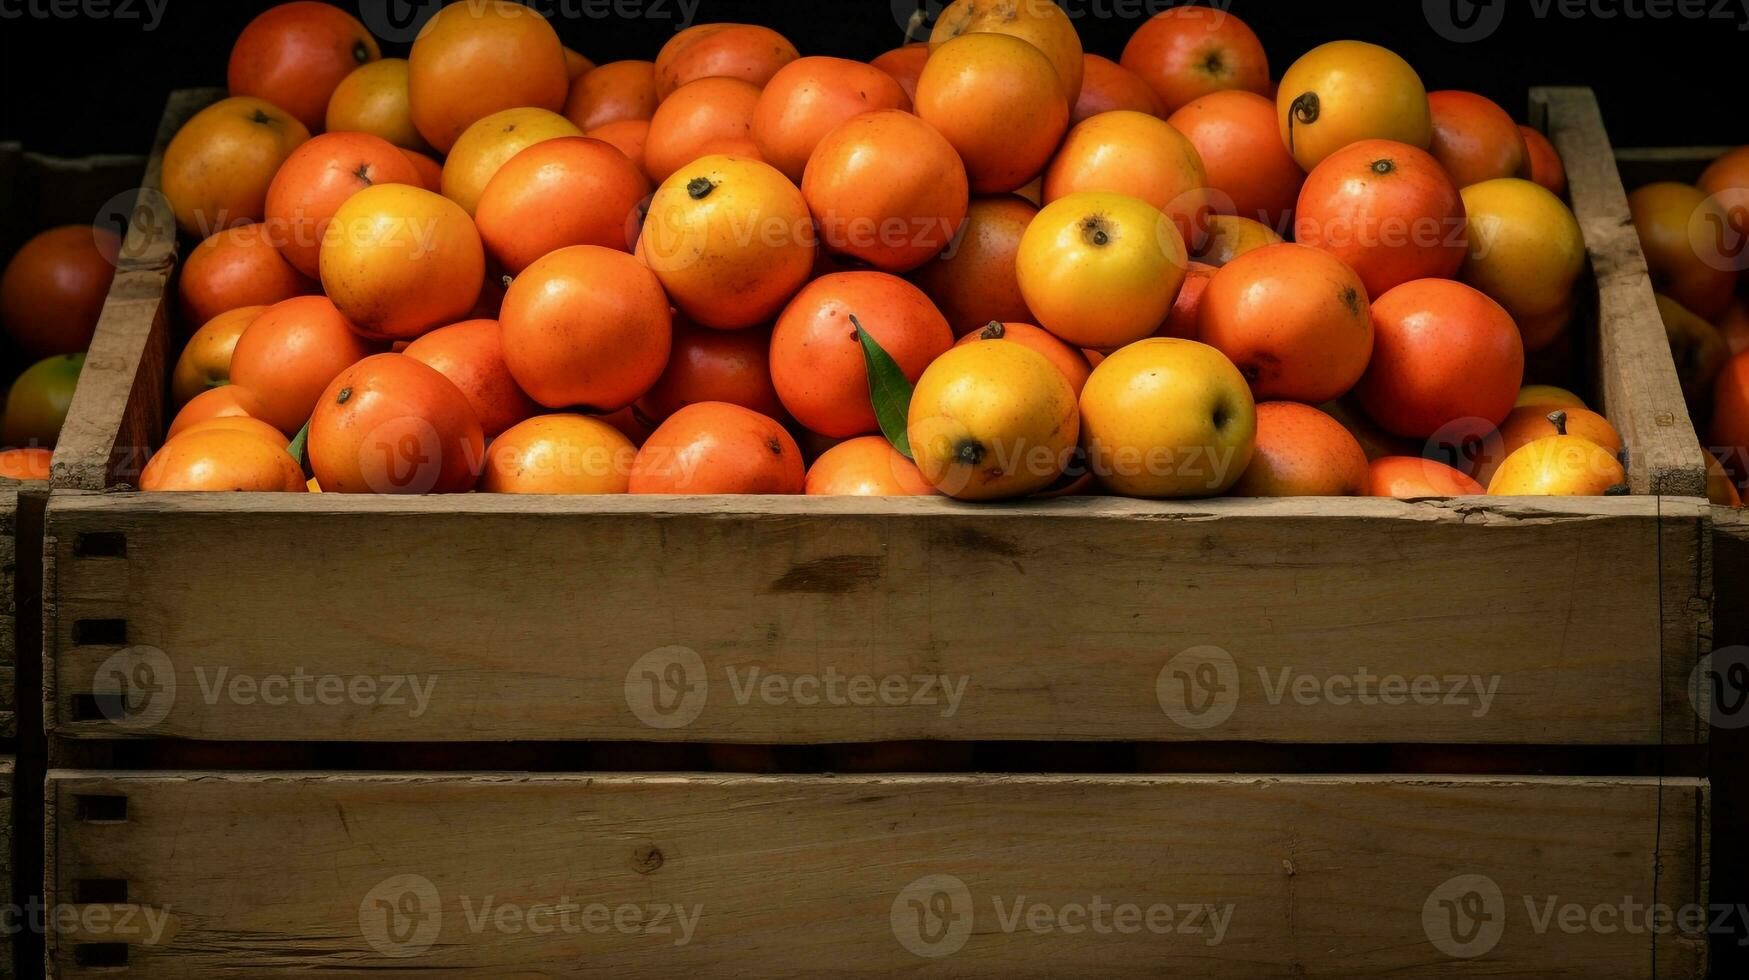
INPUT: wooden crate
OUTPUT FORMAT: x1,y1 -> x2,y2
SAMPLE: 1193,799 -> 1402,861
27,85 -> 1720,980
1617,141 -> 1749,974
42,770 -> 1708,977
39,88 -> 1715,749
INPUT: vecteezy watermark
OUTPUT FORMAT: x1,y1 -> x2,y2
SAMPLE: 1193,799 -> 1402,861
624,646 -> 969,729
89,646 -> 438,728
1425,0 -> 1749,42
889,0 -> 1240,37
1690,645 -> 1749,729
890,874 -> 1233,959
2,898 -> 176,944
358,874 -> 701,958
359,0 -> 703,44
1155,647 -> 1502,731
0,0 -> 168,29
1422,873 -> 1748,959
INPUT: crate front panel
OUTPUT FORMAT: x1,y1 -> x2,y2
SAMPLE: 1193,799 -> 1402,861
45,771 -> 1706,978
44,492 -> 1706,744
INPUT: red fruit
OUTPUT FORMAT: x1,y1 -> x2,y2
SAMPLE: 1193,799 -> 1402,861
1356,279 -> 1524,439
1295,139 -> 1467,298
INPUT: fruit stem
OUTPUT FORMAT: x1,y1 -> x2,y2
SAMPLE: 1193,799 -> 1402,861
687,177 -> 715,200
1546,410 -> 1568,436
979,321 -> 1005,340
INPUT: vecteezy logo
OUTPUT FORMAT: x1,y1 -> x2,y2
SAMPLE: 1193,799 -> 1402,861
90,646 -> 176,728
891,874 -> 973,959
1691,645 -> 1749,730
625,646 -> 709,729
360,874 -> 443,958
888,0 -> 948,40
358,0 -> 444,44
1423,0 -> 1506,42
1156,645 -> 1239,730
1422,874 -> 1505,959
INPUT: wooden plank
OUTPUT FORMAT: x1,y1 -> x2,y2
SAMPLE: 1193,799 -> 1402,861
50,89 -> 220,493
42,491 -> 1709,745
0,756 -> 11,980
0,486 -> 32,740
1531,88 -> 1708,498
43,771 -> 1707,978
1615,146 -> 1730,190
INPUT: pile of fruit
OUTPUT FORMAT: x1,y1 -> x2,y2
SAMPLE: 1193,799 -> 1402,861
1629,148 -> 1749,506
130,0 -> 1636,499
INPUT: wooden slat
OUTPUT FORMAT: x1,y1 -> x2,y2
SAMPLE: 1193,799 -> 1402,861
0,486 -> 31,740
43,770 -> 1707,978
1614,146 -> 1731,190
50,88 -> 220,493
42,491 -> 1709,745
0,756 -> 11,980
1531,88 -> 1708,498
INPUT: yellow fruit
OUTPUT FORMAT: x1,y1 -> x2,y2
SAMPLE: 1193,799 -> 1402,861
907,340 -> 1079,500
1459,178 -> 1585,347
1514,384 -> 1586,411
440,107 -> 582,216
1486,411 -> 1626,496
1080,337 -> 1255,498
1276,41 -> 1431,170
1016,191 -> 1187,350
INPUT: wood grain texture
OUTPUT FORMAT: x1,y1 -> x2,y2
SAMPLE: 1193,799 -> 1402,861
0,487 -> 31,740
43,491 -> 1709,745
50,89 -> 220,492
0,756 -> 11,980
43,771 -> 1707,978
1531,88 -> 1709,498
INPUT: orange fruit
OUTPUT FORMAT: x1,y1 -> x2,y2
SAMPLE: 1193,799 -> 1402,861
915,32 -> 1069,194
1168,90 -> 1305,233
1714,353 -> 1749,481
1230,401 -> 1369,497
1121,6 -> 1270,115
3,353 -> 83,449
474,136 -> 650,273
403,319 -> 541,437
869,44 -> 930,103
481,414 -> 636,494
753,56 -> 911,182
769,272 -> 953,438
325,58 -> 427,151
141,428 -> 308,492
912,196 -> 1037,335
173,415 -> 293,449
586,119 -> 650,171
308,353 -> 484,494
263,130 -> 422,277
1072,54 -> 1162,125
1276,41 -> 1432,171
440,107 -> 582,217
1157,261 -> 1217,341
229,295 -> 380,434
1198,242 -> 1373,403
178,223 -> 318,327
166,384 -> 269,440
1519,126 -> 1566,197
635,318 -> 784,424
928,0 -> 1084,103
1475,406 -> 1622,487
1196,215 -> 1283,266
801,109 -> 967,273
1699,145 -> 1749,236
399,148 -> 443,191
1294,139 -> 1466,298
1628,182 -> 1739,319
1365,456 -> 1485,497
629,402 -> 805,494
1427,90 -> 1529,188
954,321 -> 1091,396
640,155 -> 815,330
1016,191 -> 1188,350
171,305 -> 267,409
562,60 -> 658,131
0,447 -> 52,482
161,96 -> 310,236
0,225 -> 120,357
652,23 -> 798,99
499,245 -> 672,411
227,1 -> 379,133
1357,278 -> 1523,439
564,47 -> 595,81
1044,110 -> 1210,250
806,435 -> 938,496
642,76 -> 763,185
407,0 -> 568,154
320,183 -> 485,341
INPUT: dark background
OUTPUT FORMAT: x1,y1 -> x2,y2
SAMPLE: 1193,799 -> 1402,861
0,0 -> 1742,155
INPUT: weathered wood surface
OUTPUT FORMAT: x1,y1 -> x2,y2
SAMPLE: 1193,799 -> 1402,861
44,771 -> 1707,978
43,491 -> 1709,745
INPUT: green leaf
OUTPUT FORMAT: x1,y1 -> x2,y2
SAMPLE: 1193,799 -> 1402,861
286,418 -> 311,475
852,314 -> 914,459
